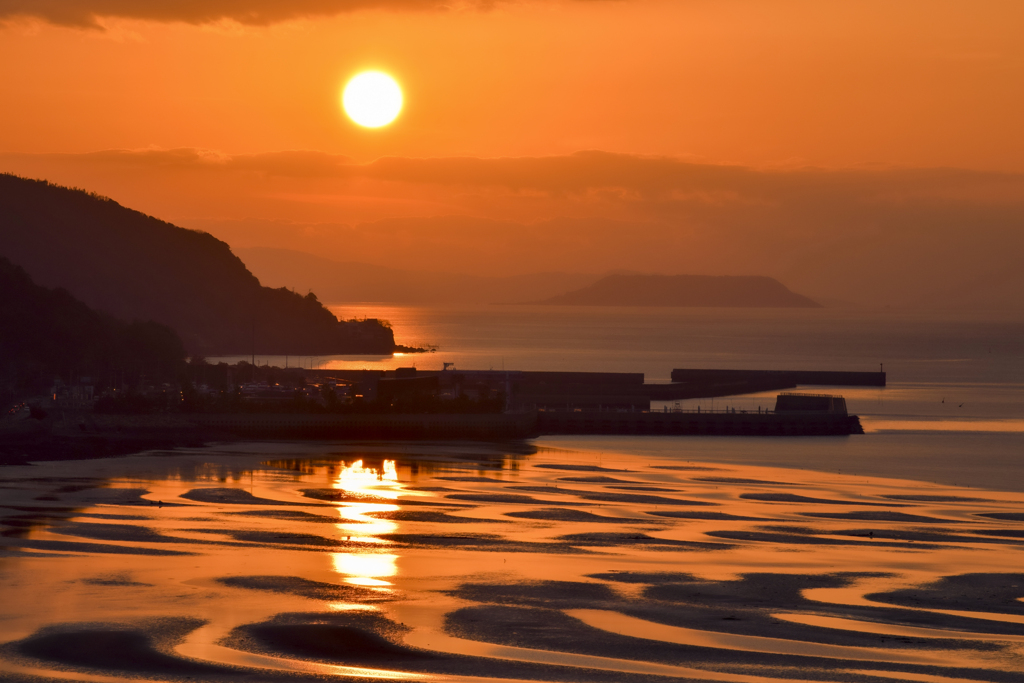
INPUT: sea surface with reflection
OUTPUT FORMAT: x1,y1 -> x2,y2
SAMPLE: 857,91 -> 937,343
210,305 -> 1024,487
3,442 -> 1024,682
3,305 -> 1023,682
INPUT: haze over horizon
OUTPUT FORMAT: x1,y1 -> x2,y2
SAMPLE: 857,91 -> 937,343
2,0 -> 1023,308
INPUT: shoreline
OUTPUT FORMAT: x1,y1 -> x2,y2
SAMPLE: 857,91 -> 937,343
0,406 -> 863,468
2,444 -> 1024,682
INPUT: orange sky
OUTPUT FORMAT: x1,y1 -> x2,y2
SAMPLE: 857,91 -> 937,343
2,0 -> 1023,168
2,0 -> 1023,306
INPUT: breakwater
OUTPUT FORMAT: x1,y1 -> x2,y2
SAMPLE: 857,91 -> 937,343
537,409 -> 863,436
191,412 -> 536,440
2,407 -> 863,463
301,367 -> 882,408
190,409 -> 862,439
645,378 -> 797,401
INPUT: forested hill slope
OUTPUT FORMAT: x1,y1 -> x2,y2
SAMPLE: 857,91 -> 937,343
0,256 -> 184,400
0,174 -> 394,355
535,274 -> 821,308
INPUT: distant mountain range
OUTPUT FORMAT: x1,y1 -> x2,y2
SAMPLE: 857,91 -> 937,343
236,247 -> 599,305
0,175 -> 396,355
237,247 -> 820,308
533,274 -> 821,308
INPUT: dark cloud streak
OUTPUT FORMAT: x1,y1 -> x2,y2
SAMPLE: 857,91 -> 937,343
3,147 -> 1023,308
0,0 -> 483,28
24,147 -> 1024,206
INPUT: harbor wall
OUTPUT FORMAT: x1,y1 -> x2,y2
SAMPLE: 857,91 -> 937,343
644,379 -> 796,400
190,412 -> 538,440
537,410 -> 863,436
192,410 -> 862,439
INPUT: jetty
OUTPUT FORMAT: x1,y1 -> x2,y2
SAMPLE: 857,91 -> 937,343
9,367 -> 876,464
646,368 -> 885,400
537,405 -> 861,437
180,392 -> 861,439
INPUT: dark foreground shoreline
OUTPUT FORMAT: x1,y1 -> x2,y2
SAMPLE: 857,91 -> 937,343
1,407 -> 862,467
2,446 -> 1024,683
0,421 -> 218,467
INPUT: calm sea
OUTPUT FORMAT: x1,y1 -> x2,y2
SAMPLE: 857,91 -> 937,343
211,305 -> 1024,491
6,307 -> 1024,682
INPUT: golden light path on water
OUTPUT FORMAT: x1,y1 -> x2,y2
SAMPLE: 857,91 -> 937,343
332,459 -> 401,583
332,553 -> 399,586
1,442 -> 1024,683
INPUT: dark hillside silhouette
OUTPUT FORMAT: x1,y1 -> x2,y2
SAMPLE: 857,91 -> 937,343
534,273 -> 820,308
0,256 -> 185,401
0,174 -> 396,355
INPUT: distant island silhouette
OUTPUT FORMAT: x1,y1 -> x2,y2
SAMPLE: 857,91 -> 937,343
531,273 -> 821,308
0,174 -> 408,356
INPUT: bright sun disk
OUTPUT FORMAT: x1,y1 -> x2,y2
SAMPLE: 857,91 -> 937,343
342,71 -> 403,128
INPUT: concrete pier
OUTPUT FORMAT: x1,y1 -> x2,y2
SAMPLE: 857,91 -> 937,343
191,412 -> 538,440
537,409 -> 863,436
188,408 -> 863,439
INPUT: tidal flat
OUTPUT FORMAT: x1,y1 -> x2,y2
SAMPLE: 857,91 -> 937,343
1,440 -> 1024,683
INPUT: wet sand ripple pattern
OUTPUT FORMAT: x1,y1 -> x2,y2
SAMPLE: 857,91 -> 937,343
1,444 -> 1024,682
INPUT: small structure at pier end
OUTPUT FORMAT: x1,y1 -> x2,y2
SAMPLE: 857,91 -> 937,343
774,393 -> 849,415
536,391 -> 862,437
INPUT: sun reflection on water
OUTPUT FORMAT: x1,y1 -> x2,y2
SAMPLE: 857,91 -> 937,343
334,459 -> 402,499
337,503 -> 398,540
330,459 -> 404,585
332,553 -> 399,586
327,603 -> 378,611
332,459 -> 403,540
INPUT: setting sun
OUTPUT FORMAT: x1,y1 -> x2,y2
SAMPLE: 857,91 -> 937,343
342,71 -> 403,128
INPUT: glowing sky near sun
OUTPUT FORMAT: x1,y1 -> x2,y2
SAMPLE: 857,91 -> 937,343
1,1 -> 1022,170
2,0 -> 1023,300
